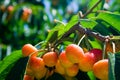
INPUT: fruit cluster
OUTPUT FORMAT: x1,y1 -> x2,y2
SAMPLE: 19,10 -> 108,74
22,44 -> 108,80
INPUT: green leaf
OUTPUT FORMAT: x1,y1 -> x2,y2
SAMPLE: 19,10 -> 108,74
89,40 -> 102,49
0,50 -> 22,79
5,57 -> 28,80
65,15 -> 79,32
47,72 -> 65,80
97,11 -> 120,31
88,0 -> 104,10
87,0 -> 105,17
80,19 -> 97,29
87,71 -> 96,80
93,19 -> 111,36
108,53 -> 115,80
115,52 -> 120,80
46,23 -> 65,43
76,70 -> 90,80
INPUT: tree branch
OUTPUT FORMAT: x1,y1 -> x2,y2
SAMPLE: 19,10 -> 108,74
54,22 -> 110,47
82,0 -> 102,18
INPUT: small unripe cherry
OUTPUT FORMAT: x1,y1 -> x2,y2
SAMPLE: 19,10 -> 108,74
22,44 -> 38,57
59,51 -> 73,68
93,59 -> 108,80
43,51 -> 58,67
65,44 -> 85,63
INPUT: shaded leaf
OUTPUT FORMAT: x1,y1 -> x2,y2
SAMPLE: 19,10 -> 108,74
5,57 -> 28,80
76,70 -> 90,80
46,72 -> 65,80
0,50 -> 22,79
115,52 -> 120,80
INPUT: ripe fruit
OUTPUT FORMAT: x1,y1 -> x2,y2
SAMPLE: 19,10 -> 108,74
22,44 -> 38,57
25,66 -> 34,76
43,51 -> 58,67
28,53 -> 47,79
89,48 -> 102,61
59,51 -> 73,68
55,60 -> 65,75
93,59 -> 108,80
7,5 -> 14,13
28,54 -> 45,72
23,75 -> 34,80
22,7 -> 32,21
65,44 -> 85,63
65,64 -> 79,77
78,52 -> 96,72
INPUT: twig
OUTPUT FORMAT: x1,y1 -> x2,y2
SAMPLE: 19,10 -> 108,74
82,0 -> 102,18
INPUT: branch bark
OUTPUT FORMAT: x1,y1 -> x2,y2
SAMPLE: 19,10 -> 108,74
54,22 -> 110,47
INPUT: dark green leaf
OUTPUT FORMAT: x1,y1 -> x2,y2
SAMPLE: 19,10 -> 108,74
93,20 -> 111,36
76,70 -> 90,80
115,52 -> 120,80
46,72 -> 65,80
5,57 -> 28,80
108,53 -> 115,80
0,50 -> 22,79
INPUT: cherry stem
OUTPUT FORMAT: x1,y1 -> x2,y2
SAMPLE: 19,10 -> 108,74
102,39 -> 107,59
112,42 -> 115,53
54,19 -> 66,26
77,34 -> 86,46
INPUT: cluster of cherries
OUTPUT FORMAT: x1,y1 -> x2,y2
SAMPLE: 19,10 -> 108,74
22,44 -> 108,80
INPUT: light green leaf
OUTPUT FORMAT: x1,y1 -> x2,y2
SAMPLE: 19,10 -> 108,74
80,19 -> 97,29
46,23 -> 65,43
87,71 -> 96,80
97,11 -> 120,31
89,40 -> 102,49
87,0 -> 105,17
65,15 -> 79,32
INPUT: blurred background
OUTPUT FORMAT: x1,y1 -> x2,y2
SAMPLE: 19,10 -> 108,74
0,0 -> 119,60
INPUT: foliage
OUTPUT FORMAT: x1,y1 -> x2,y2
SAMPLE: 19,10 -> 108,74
0,0 -> 120,80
